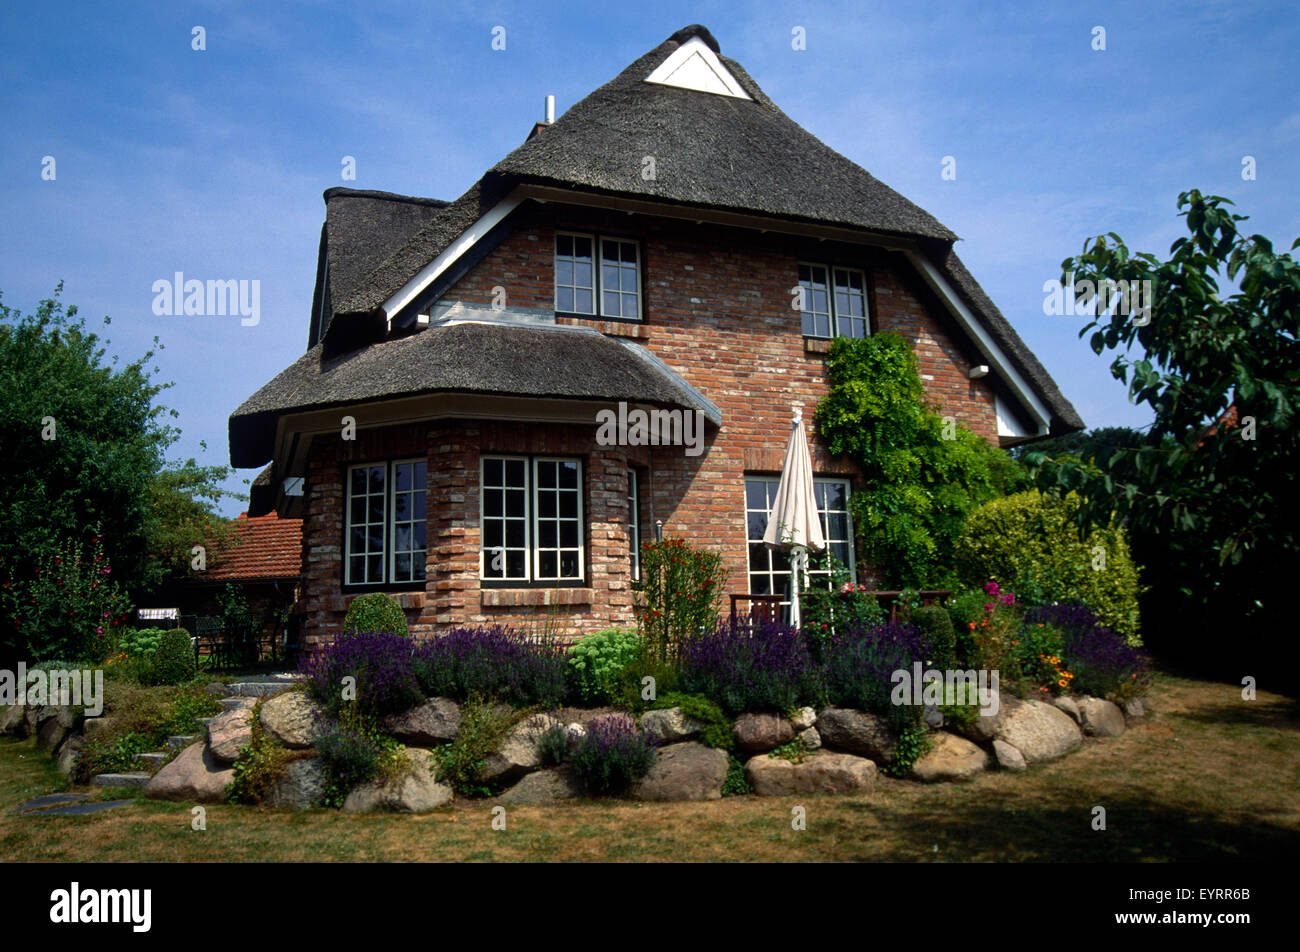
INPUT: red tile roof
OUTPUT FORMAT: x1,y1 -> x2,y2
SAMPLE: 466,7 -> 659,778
207,511 -> 303,581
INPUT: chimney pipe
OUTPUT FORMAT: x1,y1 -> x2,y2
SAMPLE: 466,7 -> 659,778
545,94 -> 555,124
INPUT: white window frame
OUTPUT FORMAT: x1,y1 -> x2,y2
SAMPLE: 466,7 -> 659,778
628,468 -> 640,581
531,457 -> 585,582
799,262 -> 870,340
555,231 -> 642,321
599,237 -> 642,320
480,454 -> 586,583
744,475 -> 855,612
389,457 -> 428,585
480,454 -> 532,582
345,459 -> 428,587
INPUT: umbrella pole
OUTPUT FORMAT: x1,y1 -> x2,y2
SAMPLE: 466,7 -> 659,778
791,545 -> 804,629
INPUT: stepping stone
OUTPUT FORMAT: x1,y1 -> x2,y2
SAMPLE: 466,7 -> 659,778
134,752 -> 167,769
196,717 -> 216,728
92,772 -> 151,788
228,681 -> 290,698
166,735 -> 197,751
218,697 -> 249,712
8,793 -> 89,815
28,799 -> 134,816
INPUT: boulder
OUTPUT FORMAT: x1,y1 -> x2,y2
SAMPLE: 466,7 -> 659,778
790,707 -> 817,731
342,748 -> 452,814
206,700 -> 256,763
745,751 -> 877,796
922,704 -> 944,729
1077,696 -> 1126,738
1052,696 -> 1082,723
565,722 -> 587,740
35,706 -> 79,753
481,713 -> 563,783
204,682 -> 229,697
635,742 -> 728,801
993,699 -> 1082,764
259,691 -> 326,749
815,708 -> 897,762
964,692 -> 1022,744
1123,698 -> 1147,722
798,726 -> 822,751
992,739 -> 1026,772
0,703 -> 24,735
910,731 -> 988,782
82,716 -> 116,741
55,737 -> 82,777
266,758 -> 326,810
639,707 -> 702,743
499,767 -> 585,805
733,713 -> 795,752
381,697 -> 461,746
145,742 -> 235,803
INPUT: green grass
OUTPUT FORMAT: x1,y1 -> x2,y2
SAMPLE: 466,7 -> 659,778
0,672 -> 1296,862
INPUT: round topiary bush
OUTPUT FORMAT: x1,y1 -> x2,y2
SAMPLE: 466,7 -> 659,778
146,627 -> 196,685
343,592 -> 409,637
954,490 -> 1142,645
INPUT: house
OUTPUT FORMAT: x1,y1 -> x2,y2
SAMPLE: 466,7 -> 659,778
228,24 -> 1082,649
136,509 -> 303,649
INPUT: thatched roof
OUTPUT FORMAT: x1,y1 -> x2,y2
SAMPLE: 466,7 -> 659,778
233,24 -> 1082,469
229,321 -> 722,468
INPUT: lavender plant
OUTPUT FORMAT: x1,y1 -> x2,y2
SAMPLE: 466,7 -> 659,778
568,713 -> 660,796
678,617 -> 819,715
411,625 -> 567,708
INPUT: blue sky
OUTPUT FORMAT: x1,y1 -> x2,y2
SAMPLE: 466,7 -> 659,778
2,1 -> 1296,517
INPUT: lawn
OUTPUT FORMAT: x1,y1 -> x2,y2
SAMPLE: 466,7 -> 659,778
1,672 -> 1297,862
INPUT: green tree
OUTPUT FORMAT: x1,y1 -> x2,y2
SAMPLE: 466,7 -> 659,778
815,333 -> 1024,587
0,285 -> 240,661
1028,191 -> 1299,676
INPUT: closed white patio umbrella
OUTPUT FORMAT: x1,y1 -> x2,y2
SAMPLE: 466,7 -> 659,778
762,408 -> 826,627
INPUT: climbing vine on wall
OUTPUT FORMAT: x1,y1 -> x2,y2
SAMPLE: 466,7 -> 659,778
814,333 -> 1023,588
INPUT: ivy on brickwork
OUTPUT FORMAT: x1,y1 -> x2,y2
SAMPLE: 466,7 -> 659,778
814,333 -> 1026,588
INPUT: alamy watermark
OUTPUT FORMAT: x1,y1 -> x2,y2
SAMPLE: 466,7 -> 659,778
151,272 -> 260,326
891,663 -> 1000,716
595,401 -> 705,457
0,663 -> 104,716
1042,272 -> 1152,326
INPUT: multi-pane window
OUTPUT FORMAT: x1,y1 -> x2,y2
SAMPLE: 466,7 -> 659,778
481,456 -> 584,582
345,459 -> 427,586
628,469 -> 640,581
744,476 -> 854,611
555,232 -> 641,320
799,263 -> 869,339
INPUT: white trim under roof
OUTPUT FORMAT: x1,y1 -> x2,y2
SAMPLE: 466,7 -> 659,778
904,250 -> 1051,435
645,36 -> 752,99
995,394 -> 1035,440
381,191 -> 524,324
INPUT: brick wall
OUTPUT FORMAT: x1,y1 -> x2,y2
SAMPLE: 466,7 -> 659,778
297,203 -> 1002,644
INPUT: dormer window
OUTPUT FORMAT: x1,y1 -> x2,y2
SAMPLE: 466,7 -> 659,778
799,263 -> 869,339
556,232 -> 641,320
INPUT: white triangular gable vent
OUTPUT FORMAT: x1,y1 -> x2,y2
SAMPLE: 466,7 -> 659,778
645,36 -> 752,99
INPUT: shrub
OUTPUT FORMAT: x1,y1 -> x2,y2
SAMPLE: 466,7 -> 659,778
302,630 -> 421,720
568,713 -> 659,796
412,626 -> 567,708
800,549 -> 888,652
536,721 -> 573,767
567,628 -> 642,703
315,714 -> 407,808
910,606 -> 956,669
1028,605 -> 1151,703
678,617 -> 818,716
882,724 -> 932,778
343,592 -> 409,637
144,628 -> 196,685
648,691 -> 733,750
634,538 -> 727,659
955,490 -> 1142,645
430,696 -> 520,797
613,644 -> 683,712
721,753 -> 752,796
73,681 -> 221,781
822,622 -> 929,730
117,627 -> 167,659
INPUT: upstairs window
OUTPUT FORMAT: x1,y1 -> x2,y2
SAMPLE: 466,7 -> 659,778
556,232 -> 641,320
798,263 -> 868,339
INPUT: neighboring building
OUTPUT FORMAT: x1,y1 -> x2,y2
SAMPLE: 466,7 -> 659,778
229,24 -> 1082,648
138,511 -> 303,644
